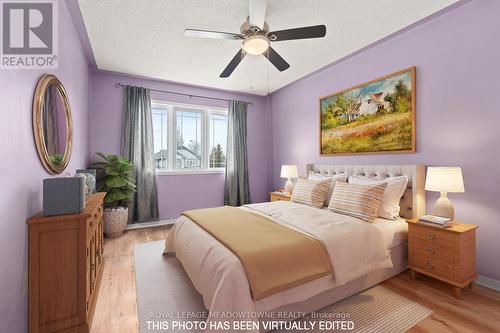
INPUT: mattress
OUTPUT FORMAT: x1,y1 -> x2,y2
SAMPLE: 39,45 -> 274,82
372,217 -> 409,250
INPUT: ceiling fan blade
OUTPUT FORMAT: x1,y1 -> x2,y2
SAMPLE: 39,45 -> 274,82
184,29 -> 244,40
268,25 -> 326,41
220,49 -> 245,78
264,47 -> 290,72
249,0 -> 267,29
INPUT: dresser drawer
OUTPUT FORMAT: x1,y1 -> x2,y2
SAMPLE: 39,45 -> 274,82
409,224 -> 453,245
412,254 -> 455,281
411,238 -> 454,260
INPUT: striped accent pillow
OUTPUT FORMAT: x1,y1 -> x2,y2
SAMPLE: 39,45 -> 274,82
328,182 -> 388,223
291,178 -> 332,208
308,171 -> 348,206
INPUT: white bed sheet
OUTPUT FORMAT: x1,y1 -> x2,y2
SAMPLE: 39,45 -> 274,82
372,217 -> 408,250
164,201 -> 393,332
319,206 -> 408,250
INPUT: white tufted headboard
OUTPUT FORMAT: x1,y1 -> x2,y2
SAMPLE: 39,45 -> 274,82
306,164 -> 426,219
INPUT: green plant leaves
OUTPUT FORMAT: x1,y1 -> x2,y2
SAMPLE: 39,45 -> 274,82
104,188 -> 130,203
95,151 -> 109,162
92,152 -> 136,208
106,175 -> 126,188
105,166 -> 120,176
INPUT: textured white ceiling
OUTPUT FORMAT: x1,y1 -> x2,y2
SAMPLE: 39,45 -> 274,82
79,0 -> 457,96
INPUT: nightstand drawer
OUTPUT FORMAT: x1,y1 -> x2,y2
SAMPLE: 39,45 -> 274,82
411,238 -> 454,260
270,193 -> 291,202
412,255 -> 455,280
409,224 -> 453,245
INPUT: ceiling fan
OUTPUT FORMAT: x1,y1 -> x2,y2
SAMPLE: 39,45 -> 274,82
184,0 -> 326,78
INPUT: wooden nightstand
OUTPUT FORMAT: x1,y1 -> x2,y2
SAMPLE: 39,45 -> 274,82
270,192 -> 292,202
407,218 -> 478,297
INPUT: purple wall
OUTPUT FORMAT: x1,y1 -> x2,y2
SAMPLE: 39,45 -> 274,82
2,3 -> 498,332
0,2 -> 91,332
269,0 -> 500,280
89,71 -> 271,219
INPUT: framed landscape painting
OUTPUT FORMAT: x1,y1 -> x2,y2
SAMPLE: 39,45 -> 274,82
320,67 -> 416,155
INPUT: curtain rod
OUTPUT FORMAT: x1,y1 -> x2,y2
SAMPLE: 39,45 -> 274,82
114,83 -> 252,105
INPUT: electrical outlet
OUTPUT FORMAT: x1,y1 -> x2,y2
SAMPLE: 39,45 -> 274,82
22,271 -> 28,296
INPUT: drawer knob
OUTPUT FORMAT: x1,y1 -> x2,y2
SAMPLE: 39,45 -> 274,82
426,232 -> 435,240
426,247 -> 434,255
425,261 -> 434,269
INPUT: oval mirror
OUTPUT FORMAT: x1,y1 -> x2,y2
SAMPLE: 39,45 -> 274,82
33,74 -> 73,174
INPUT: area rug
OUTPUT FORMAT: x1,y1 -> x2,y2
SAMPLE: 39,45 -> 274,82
134,240 -> 432,333
272,285 -> 432,333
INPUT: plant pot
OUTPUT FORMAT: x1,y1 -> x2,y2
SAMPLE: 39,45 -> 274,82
103,207 -> 128,238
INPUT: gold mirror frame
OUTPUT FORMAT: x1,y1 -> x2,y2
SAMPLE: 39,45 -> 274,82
32,74 -> 73,174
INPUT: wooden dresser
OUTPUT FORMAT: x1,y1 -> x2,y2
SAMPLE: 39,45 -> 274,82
27,192 -> 105,333
407,218 -> 478,297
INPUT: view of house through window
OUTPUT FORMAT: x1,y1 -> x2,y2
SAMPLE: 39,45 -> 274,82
152,102 -> 228,172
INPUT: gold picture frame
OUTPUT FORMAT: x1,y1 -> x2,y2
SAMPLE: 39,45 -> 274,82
32,74 -> 73,174
319,67 -> 416,156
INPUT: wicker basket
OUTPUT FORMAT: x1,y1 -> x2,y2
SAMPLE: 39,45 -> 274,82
103,207 -> 128,237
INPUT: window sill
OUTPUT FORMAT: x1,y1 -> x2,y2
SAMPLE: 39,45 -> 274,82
156,169 -> 225,176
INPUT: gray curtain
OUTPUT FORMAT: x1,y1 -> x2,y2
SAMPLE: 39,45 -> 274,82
121,86 -> 159,223
224,100 -> 251,206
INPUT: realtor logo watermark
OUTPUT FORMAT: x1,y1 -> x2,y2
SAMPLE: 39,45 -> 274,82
1,0 -> 58,69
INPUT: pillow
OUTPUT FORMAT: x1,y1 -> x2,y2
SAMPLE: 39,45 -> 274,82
308,171 -> 348,206
349,175 -> 409,220
328,182 -> 388,223
291,178 -> 332,208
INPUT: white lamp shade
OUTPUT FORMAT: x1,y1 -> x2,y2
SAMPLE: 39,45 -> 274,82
280,165 -> 298,179
425,167 -> 465,193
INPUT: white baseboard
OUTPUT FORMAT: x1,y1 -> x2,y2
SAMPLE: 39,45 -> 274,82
476,275 -> 500,292
126,219 -> 176,230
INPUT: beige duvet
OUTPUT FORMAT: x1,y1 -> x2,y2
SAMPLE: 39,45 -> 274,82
164,201 -> 392,332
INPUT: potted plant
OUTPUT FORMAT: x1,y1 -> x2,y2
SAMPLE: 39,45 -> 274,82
91,152 -> 136,237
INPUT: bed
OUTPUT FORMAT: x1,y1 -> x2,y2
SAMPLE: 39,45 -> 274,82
164,164 -> 425,332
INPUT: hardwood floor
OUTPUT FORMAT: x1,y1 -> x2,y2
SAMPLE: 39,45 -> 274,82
91,227 -> 500,333
382,273 -> 500,332
91,226 -> 172,333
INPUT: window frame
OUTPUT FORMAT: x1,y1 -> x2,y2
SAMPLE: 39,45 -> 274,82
152,100 -> 228,176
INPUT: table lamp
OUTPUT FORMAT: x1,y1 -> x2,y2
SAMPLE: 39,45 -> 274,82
425,167 -> 464,220
280,165 -> 298,194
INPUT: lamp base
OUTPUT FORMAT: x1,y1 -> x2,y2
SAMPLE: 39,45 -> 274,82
432,192 -> 455,220
284,179 -> 294,194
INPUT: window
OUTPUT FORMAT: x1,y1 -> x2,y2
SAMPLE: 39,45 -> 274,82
176,109 -> 202,169
209,112 -> 228,168
152,101 -> 228,174
152,107 -> 168,169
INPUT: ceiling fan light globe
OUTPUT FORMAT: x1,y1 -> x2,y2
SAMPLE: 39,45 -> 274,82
242,35 -> 269,55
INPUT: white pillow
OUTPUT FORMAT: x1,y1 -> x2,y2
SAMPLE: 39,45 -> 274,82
308,171 -> 348,206
348,175 -> 409,220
